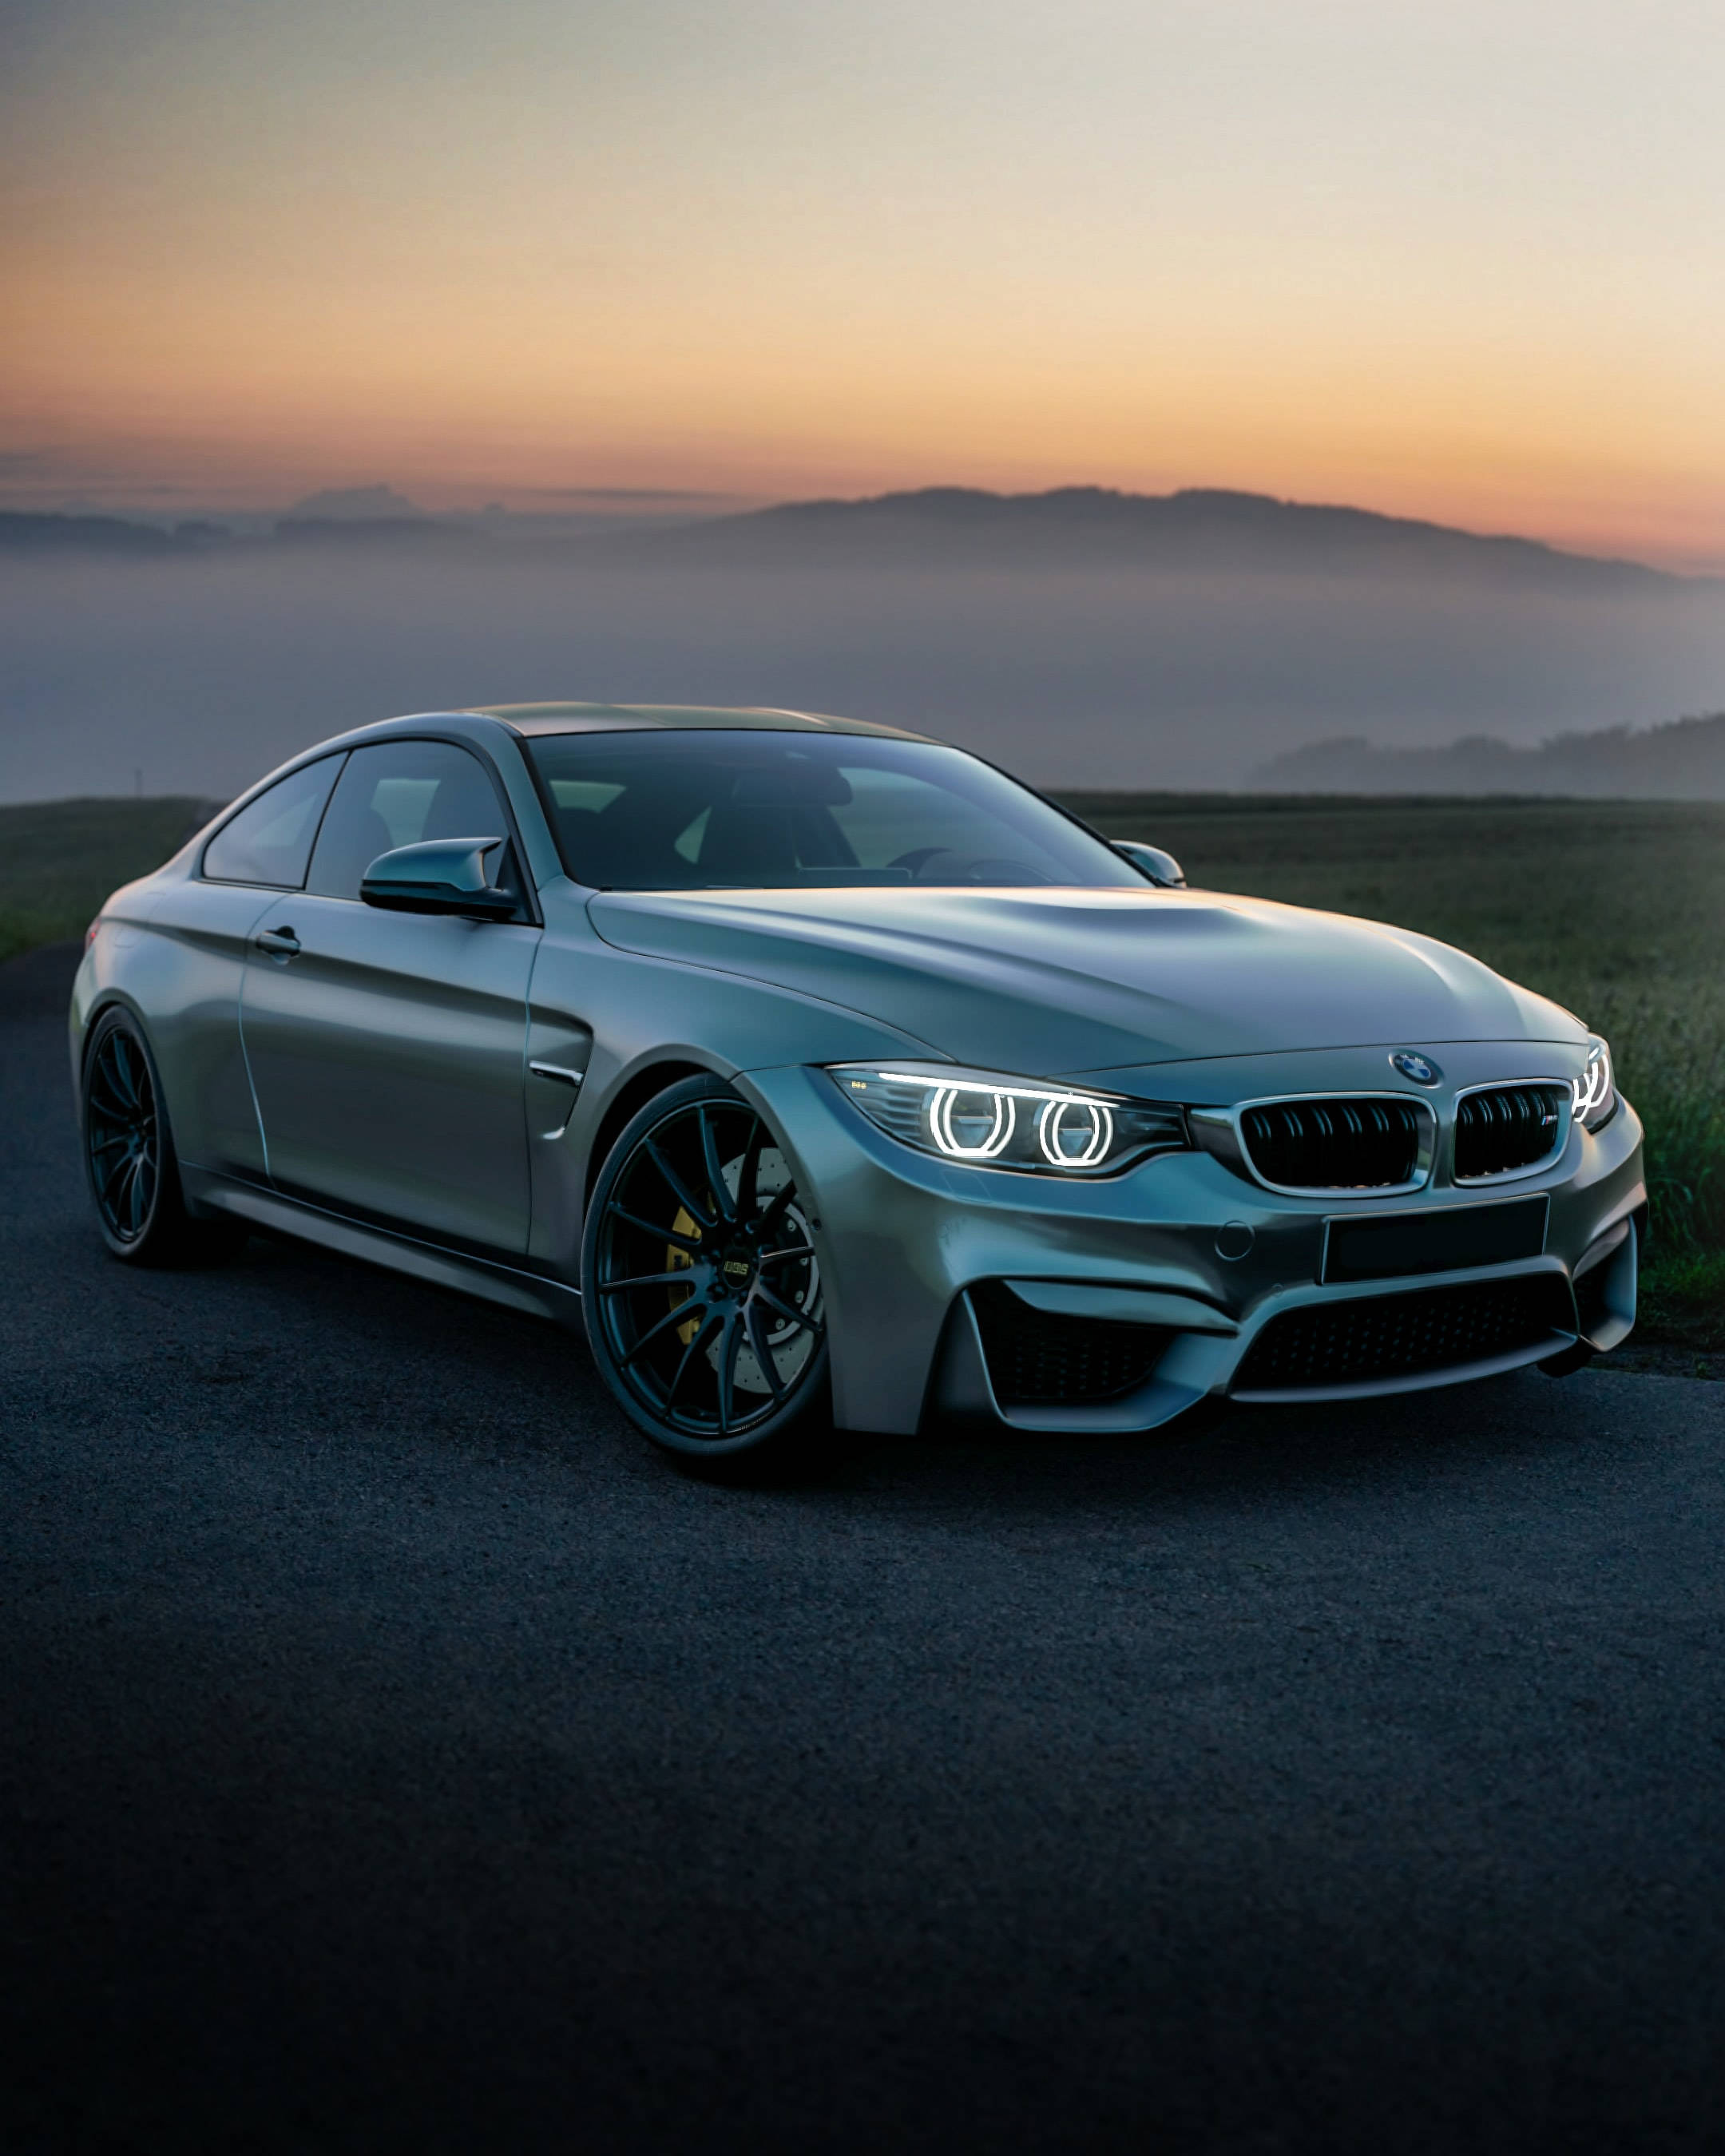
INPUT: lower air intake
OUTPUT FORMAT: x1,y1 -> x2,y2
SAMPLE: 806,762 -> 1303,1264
1232,1275 -> 1572,1394
1240,1096 -> 1426,1191
970,1283 -> 1168,1407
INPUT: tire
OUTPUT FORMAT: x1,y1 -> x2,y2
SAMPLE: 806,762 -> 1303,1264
581,1074 -> 831,1468
81,1008 -> 242,1266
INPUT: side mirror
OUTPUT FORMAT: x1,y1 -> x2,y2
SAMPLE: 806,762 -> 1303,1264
1112,839 -> 1187,889
359,838 -> 517,920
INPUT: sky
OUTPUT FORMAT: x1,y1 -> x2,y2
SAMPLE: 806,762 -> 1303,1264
4,0 -> 1725,566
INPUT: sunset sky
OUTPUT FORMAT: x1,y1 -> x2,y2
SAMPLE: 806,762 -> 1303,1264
5,0 -> 1724,566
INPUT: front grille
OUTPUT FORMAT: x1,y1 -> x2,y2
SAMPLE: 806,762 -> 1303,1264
970,1284 -> 1168,1407
1232,1274 -> 1570,1393
1453,1084 -> 1567,1181
1239,1096 -> 1426,1191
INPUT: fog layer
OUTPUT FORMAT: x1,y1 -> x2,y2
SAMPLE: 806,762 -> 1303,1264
3,548 -> 1723,801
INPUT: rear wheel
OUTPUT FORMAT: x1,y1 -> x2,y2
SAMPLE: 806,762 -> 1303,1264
81,1008 -> 240,1266
582,1075 -> 830,1466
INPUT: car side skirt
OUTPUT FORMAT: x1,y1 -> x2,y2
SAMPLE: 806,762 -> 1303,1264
180,1167 -> 585,1329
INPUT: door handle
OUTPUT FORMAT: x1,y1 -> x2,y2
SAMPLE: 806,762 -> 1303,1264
255,925 -> 301,959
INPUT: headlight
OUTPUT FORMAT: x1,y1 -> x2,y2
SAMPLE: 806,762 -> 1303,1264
829,1063 -> 1188,1176
1572,1038 -> 1616,1131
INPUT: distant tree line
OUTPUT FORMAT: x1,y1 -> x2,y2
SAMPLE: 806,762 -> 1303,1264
1254,712 -> 1725,799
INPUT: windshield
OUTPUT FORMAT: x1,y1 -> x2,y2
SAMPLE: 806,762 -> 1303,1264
525,731 -> 1143,892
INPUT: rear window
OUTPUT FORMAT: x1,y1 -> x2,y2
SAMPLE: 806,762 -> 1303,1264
202,756 -> 343,888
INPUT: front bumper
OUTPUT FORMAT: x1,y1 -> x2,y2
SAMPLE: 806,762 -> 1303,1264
740,1056 -> 1646,1436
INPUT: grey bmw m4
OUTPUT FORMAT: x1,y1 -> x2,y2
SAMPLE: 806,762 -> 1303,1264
73,703 -> 1644,1465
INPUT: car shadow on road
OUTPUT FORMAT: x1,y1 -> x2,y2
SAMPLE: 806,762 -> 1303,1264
86,1216 -> 1662,1528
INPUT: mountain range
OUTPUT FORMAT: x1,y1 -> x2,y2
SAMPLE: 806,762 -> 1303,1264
615,486 -> 1683,589
0,484 -> 1701,591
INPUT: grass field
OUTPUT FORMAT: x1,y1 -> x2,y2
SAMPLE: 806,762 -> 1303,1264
0,796 -> 216,968
5,791 -> 1719,1351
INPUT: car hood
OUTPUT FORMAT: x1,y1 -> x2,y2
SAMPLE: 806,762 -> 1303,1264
586,886 -> 1584,1075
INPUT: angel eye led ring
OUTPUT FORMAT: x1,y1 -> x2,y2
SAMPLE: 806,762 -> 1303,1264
1038,1097 -> 1114,1167
931,1085 -> 1017,1159
1572,1046 -> 1612,1123
925,1084 -> 1116,1166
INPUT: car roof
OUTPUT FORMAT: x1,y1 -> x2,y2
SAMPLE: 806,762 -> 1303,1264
469,701 -> 930,742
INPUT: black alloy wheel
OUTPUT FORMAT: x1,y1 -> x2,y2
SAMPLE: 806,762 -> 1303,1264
583,1075 -> 830,1461
86,1021 -> 161,1246
81,1009 -> 237,1265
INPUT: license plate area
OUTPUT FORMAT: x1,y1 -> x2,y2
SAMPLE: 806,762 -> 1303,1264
1322,1194 -> 1549,1284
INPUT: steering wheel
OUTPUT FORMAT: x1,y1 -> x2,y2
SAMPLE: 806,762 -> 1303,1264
886,847 -> 1053,886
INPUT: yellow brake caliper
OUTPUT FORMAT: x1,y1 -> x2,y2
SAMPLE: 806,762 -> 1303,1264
668,1207 -> 700,1343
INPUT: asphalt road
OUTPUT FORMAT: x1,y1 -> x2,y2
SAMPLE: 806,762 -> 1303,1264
4,945 -> 1723,2154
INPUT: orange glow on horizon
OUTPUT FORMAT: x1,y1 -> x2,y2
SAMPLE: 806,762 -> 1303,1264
5,1 -> 1723,572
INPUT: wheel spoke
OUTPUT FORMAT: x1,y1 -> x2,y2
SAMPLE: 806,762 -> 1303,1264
132,1158 -> 156,1230
99,1150 -> 133,1209
110,1037 -> 141,1111
743,1302 -> 784,1397
715,1310 -> 742,1433
605,1202 -> 703,1253
665,1306 -> 724,1410
754,1281 -> 823,1338
734,1118 -> 765,1224
696,1106 -> 736,1225
757,1181 -> 798,1238
89,1130 -> 131,1161
113,1155 -> 142,1233
643,1139 -> 716,1231
618,1293 -> 705,1367
596,1267 -> 696,1295
89,1061 -> 129,1116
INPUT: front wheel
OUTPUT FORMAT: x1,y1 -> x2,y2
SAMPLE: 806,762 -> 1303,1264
581,1075 -> 831,1467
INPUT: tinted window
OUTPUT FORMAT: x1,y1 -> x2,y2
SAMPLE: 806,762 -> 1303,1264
525,731 -> 1143,891
203,756 -> 343,887
307,740 -> 514,902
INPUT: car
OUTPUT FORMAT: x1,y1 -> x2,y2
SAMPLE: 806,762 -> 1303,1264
72,701 -> 1645,1466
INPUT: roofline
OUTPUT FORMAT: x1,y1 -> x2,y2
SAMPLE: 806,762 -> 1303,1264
194,700 -> 949,842
467,700 -> 934,743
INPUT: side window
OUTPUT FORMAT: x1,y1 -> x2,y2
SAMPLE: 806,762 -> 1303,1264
307,739 -> 517,902
203,756 -> 343,888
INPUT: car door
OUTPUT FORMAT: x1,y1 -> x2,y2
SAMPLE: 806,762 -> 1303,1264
239,738 -> 539,1254
141,753 -> 347,1181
